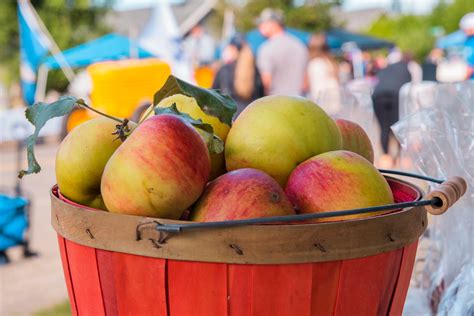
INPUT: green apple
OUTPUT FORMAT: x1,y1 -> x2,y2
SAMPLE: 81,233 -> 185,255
56,117 -> 134,210
225,95 -> 342,186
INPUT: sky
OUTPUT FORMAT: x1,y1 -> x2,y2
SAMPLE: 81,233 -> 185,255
114,0 -> 440,14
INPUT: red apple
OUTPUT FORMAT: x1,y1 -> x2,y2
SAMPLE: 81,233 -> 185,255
285,150 -> 393,222
190,168 -> 295,222
335,119 -> 374,163
101,114 -> 210,218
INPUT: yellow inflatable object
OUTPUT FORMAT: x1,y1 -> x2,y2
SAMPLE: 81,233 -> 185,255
88,58 -> 171,119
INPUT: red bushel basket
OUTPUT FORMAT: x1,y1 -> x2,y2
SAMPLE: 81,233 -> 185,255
50,170 -> 466,316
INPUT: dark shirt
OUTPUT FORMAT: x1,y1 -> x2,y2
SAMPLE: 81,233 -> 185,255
422,61 -> 437,82
212,61 -> 264,117
373,61 -> 412,98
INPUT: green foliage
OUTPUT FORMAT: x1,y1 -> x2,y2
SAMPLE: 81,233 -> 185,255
19,96 -> 78,178
366,0 -> 474,61
286,4 -> 334,32
0,0 -> 112,91
235,0 -> 337,33
367,14 -> 434,61
153,75 -> 237,126
430,0 -> 474,34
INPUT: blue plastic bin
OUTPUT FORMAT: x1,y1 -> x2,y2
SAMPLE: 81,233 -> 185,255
0,194 -> 28,251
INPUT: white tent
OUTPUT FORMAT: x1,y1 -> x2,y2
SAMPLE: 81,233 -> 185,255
138,1 -> 192,81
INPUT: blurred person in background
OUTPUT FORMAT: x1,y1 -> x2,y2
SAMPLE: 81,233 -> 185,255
212,35 -> 264,117
307,33 -> 340,114
184,24 -> 216,67
374,55 -> 388,71
338,56 -> 354,84
363,56 -> 379,88
459,12 -> 474,79
256,8 -> 308,96
422,48 -> 443,82
372,50 -> 412,168
404,51 -> 422,83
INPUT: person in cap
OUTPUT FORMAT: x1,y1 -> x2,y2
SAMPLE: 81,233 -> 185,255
256,8 -> 308,96
460,12 -> 474,79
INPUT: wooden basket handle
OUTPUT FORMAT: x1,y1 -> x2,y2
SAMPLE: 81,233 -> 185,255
424,176 -> 468,215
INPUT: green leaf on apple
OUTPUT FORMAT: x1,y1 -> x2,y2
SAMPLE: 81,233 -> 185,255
18,96 -> 78,178
154,104 -> 224,154
153,75 -> 236,126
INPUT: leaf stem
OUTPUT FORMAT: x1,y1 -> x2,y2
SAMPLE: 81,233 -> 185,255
76,99 -> 124,123
138,104 -> 156,124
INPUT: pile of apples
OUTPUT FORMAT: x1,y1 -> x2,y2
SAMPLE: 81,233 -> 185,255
55,90 -> 393,223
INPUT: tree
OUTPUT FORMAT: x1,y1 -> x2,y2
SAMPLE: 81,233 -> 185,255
234,0 -> 338,33
430,0 -> 474,34
365,0 -> 474,61
366,14 -> 433,61
0,0 -> 113,92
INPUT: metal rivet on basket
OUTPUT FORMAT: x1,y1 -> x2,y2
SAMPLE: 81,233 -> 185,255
229,244 -> 244,255
387,233 -> 395,242
314,243 -> 327,253
149,238 -> 162,249
85,228 -> 94,239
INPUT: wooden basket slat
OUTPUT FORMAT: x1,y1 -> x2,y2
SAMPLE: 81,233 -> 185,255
167,260 -> 228,315
112,253 -> 168,315
334,248 -> 403,315
309,261 -> 342,315
57,236 -> 78,316
227,265 -> 253,315
64,240 -> 105,316
252,264 -> 313,316
95,250 -> 119,316
388,241 -> 419,315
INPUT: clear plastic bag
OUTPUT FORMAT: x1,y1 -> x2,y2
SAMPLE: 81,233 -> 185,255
393,81 -> 474,314
314,85 -> 377,143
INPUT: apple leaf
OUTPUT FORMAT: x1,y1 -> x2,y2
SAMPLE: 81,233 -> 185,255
153,75 -> 236,126
18,96 -> 78,178
155,104 -> 224,154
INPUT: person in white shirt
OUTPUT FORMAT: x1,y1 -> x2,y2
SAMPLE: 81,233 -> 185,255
307,33 -> 341,114
183,24 -> 216,67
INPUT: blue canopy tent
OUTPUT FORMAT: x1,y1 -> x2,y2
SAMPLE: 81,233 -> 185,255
436,30 -> 466,49
35,33 -> 155,101
246,28 -> 394,54
42,33 -> 153,69
326,28 -> 394,51
41,33 -> 154,69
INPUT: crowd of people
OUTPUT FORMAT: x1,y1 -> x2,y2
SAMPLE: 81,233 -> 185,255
190,8 -> 474,168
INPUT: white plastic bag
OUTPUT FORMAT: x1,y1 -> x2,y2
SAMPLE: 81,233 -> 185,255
393,81 -> 474,314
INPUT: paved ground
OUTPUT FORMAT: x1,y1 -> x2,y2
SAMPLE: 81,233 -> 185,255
0,141 -> 68,316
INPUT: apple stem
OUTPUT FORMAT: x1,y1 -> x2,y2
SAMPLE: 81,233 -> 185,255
75,99 -> 125,124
